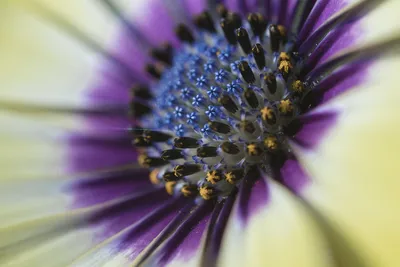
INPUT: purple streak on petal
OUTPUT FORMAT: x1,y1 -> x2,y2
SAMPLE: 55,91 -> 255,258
225,0 -> 247,15
289,111 -> 338,149
275,156 -> 310,194
237,168 -> 270,224
132,0 -> 180,46
157,201 -> 214,264
184,0 -> 208,15
304,60 -> 370,107
69,169 -> 150,208
68,134 -> 137,173
299,0 -> 347,43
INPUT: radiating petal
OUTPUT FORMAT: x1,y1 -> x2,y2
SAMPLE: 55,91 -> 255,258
219,175 -> 334,267
293,53 -> 400,267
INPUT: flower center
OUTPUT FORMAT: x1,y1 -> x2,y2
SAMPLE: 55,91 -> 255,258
131,4 -> 308,200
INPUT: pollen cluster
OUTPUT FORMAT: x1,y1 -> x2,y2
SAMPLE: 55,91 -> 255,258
130,4 -> 309,200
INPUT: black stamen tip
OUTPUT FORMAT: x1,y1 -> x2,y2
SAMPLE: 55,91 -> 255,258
236,28 -> 252,54
150,43 -> 173,66
163,171 -> 180,182
139,155 -> 168,167
217,4 -> 228,18
239,61 -> 255,84
130,127 -> 144,136
263,73 -> 277,94
174,164 -> 202,177
194,11 -> 216,32
176,24 -> 195,43
146,64 -> 163,79
130,101 -> 151,117
252,44 -> 266,70
209,121 -> 231,134
218,94 -> 238,113
240,120 -> 256,134
161,149 -> 184,160
132,136 -> 152,147
221,142 -> 240,155
174,137 -> 199,148
228,12 -> 242,29
197,146 -> 218,158
220,18 -> 237,45
244,88 -> 259,108
131,85 -> 153,100
144,130 -> 172,142
269,25 -> 281,52
247,13 -> 267,37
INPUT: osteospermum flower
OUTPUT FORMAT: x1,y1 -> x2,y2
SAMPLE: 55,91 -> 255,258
1,0 -> 400,266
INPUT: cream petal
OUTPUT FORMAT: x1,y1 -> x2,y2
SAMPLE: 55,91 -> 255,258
219,177 -> 334,267
293,53 -> 400,267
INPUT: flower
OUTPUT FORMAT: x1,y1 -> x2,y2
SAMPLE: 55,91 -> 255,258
1,0 -> 400,266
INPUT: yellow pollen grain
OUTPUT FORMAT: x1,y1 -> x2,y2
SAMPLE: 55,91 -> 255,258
292,80 -> 304,93
278,60 -> 293,74
260,107 -> 275,121
206,171 -> 222,184
279,99 -> 293,114
138,154 -> 149,167
277,25 -> 287,36
181,185 -> 197,197
279,52 -> 290,62
264,136 -> 278,150
225,172 -> 237,184
247,143 -> 261,156
200,186 -> 215,200
165,181 -> 177,195
149,169 -> 160,185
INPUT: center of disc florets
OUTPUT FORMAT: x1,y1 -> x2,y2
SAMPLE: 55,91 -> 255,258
131,4 -> 309,201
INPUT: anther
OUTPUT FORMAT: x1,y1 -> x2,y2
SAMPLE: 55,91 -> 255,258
252,44 -> 266,70
278,60 -> 293,79
246,143 -> 263,156
150,43 -> 173,66
181,184 -> 198,197
197,146 -> 218,158
165,181 -> 177,195
224,169 -> 245,184
240,120 -> 256,134
292,80 -> 305,94
174,137 -> 200,148
239,61 -> 255,83
278,99 -> 294,115
130,101 -> 152,117
199,185 -> 217,200
163,171 -> 181,182
260,107 -> 277,125
194,11 -> 216,32
144,130 -> 172,142
133,136 -> 152,147
217,4 -> 228,18
220,18 -> 237,45
263,73 -> 277,94
244,87 -> 259,108
221,142 -> 240,155
236,28 -> 252,54
150,169 -> 160,185
174,164 -> 202,177
161,149 -> 184,160
264,135 -> 279,152
206,170 -> 223,184
269,24 -> 286,52
131,85 -> 153,100
138,155 -> 168,167
175,24 -> 195,43
279,52 -> 290,62
146,64 -> 163,79
247,13 -> 267,37
209,121 -> 232,134
218,94 -> 238,113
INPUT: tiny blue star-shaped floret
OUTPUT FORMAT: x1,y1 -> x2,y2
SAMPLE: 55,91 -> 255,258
174,106 -> 185,119
186,112 -> 198,125
192,94 -> 205,107
205,106 -> 220,120
207,86 -> 221,100
196,75 -> 208,88
174,124 -> 185,137
215,69 -> 229,83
